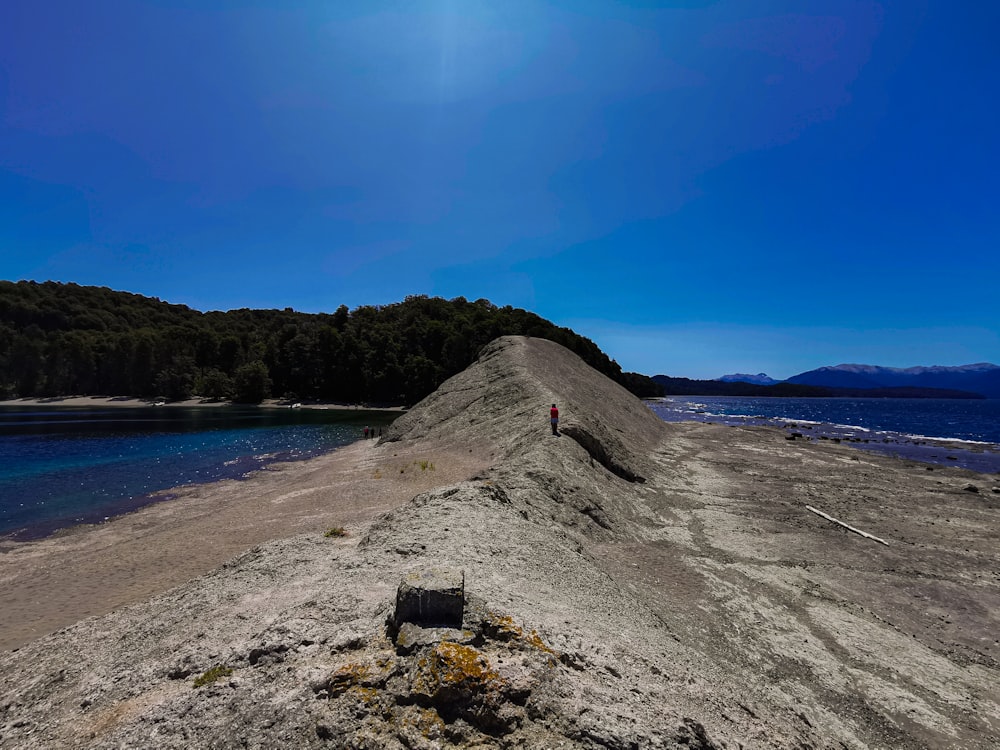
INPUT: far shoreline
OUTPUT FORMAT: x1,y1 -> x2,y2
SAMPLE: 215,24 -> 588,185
0,400 -> 402,544
0,395 -> 406,412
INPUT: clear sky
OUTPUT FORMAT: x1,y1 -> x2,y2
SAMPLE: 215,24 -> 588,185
2,1 -> 997,379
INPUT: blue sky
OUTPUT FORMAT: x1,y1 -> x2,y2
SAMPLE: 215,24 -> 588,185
2,1 -> 997,379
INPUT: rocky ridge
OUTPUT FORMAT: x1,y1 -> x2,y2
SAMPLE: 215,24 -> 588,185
1,336 -> 999,748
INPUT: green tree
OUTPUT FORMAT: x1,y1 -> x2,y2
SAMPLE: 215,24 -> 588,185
153,356 -> 197,401
402,354 -> 441,405
10,331 -> 45,396
97,336 -> 133,395
129,334 -> 157,395
619,372 -> 664,398
332,304 -> 349,330
195,369 -> 234,401
0,281 -> 648,403
217,335 -> 244,373
233,360 -> 271,404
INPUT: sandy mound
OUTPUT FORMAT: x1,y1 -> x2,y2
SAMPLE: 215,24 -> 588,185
1,336 -> 998,748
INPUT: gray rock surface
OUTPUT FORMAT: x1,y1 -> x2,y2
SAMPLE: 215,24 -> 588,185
1,336 -> 999,748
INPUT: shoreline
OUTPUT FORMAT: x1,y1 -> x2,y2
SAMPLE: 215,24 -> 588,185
3,416 -> 996,654
0,436 -> 491,651
0,402 -> 401,544
0,395 -> 406,411
4,397 -> 996,547
650,399 -> 1000,473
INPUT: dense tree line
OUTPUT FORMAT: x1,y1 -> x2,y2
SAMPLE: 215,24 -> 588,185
650,375 -> 981,399
651,375 -> 829,397
0,281 -> 659,404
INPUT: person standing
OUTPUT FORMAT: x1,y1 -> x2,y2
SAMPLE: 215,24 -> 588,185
550,403 -> 559,435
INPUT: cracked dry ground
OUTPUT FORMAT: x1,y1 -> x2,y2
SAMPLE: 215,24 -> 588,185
595,421 -> 1000,748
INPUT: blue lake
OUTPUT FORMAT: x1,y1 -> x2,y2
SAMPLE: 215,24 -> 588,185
649,396 -> 1000,473
4,396 -> 999,541
0,405 -> 396,540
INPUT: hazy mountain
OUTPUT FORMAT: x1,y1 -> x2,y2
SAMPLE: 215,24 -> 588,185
786,363 -> 1000,397
717,373 -> 778,385
653,362 -> 996,398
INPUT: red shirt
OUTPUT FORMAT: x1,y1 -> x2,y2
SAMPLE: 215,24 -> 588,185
550,407 -> 559,419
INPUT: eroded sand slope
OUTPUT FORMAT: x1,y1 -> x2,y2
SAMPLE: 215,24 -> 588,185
2,336 -> 999,748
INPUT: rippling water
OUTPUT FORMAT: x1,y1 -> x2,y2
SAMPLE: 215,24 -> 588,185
649,396 -> 1000,473
6,397 -> 997,540
0,406 -> 396,540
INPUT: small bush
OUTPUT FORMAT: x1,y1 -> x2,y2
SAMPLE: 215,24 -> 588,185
193,665 -> 232,688
324,526 -> 347,538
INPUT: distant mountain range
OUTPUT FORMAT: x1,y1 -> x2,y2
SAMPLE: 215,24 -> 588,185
680,362 -> 1000,399
785,363 -> 1000,397
717,373 -> 778,386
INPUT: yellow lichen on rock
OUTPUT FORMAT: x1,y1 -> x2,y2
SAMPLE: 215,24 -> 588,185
435,641 -> 498,685
484,612 -> 559,659
412,641 -> 502,701
415,706 -> 445,738
484,613 -> 520,640
524,629 -> 558,659
327,661 -> 372,697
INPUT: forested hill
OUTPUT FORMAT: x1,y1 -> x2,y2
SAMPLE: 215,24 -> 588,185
0,281 -> 659,405
652,375 -> 984,400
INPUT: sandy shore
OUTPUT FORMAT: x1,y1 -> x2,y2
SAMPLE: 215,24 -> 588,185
0,395 -> 405,411
0,438 -> 488,651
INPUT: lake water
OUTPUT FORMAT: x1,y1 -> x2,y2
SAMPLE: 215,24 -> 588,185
648,396 -> 1000,473
0,405 -> 396,540
4,397 -> 999,541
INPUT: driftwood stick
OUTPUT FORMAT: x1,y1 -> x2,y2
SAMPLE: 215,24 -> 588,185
805,505 -> 889,546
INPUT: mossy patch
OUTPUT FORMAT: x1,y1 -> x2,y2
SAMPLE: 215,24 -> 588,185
324,526 -> 347,538
193,665 -> 232,688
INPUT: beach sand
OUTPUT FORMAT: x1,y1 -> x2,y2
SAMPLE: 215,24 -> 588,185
0,438 -> 488,651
